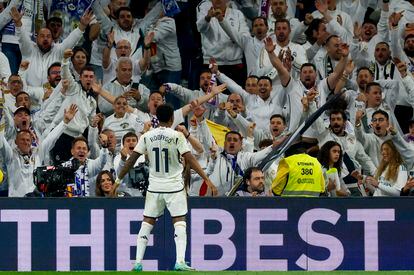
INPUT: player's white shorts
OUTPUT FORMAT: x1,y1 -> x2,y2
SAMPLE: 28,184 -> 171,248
143,189 -> 188,218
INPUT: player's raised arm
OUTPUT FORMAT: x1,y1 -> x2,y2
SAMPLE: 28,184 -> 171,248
182,151 -> 218,196
116,151 -> 142,182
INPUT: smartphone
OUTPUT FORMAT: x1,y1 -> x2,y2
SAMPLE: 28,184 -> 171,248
131,82 -> 139,90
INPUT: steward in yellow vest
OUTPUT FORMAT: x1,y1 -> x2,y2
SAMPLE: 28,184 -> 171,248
272,150 -> 325,197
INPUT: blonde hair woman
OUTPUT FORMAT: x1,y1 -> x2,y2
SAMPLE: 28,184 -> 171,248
365,140 -> 408,196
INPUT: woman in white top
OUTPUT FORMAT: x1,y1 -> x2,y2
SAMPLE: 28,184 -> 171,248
317,140 -> 349,197
365,140 -> 408,196
70,47 -> 89,81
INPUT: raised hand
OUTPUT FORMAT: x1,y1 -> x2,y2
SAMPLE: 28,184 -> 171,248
120,146 -> 129,160
19,60 -> 30,71
209,57 -> 219,74
144,31 -> 155,47
107,29 -> 115,47
90,113 -> 104,128
206,7 -> 216,21
193,104 -> 206,119
63,49 -> 73,59
388,11 -> 404,28
211,83 -> 227,95
355,109 -> 365,124
142,121 -> 152,133
387,124 -> 397,135
304,13 -> 313,25
124,89 -> 140,101
282,48 -> 292,72
176,125 -> 190,138
79,9 -> 94,31
61,79 -> 70,95
225,102 -> 237,118
264,36 -> 276,53
42,88 -> 53,101
393,57 -> 408,78
247,122 -> 256,138
307,87 -> 319,102
10,7 -> 23,27
109,181 -> 120,197
273,134 -> 288,148
345,60 -> 355,75
63,104 -> 78,124
301,96 -> 309,112
91,81 -> 102,94
99,133 -> 109,148
214,8 -> 224,22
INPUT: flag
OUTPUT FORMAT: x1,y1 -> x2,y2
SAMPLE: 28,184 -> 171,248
49,0 -> 95,38
259,0 -> 270,17
161,0 -> 181,17
205,119 -> 230,147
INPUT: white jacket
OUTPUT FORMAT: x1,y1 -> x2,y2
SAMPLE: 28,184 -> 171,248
0,121 -> 67,197
196,5 -> 249,65
45,59 -> 96,137
15,25 -> 83,86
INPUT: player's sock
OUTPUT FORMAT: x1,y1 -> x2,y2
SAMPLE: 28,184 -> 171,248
135,221 -> 153,264
174,221 -> 187,263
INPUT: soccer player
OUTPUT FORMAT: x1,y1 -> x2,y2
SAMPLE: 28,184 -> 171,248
116,104 -> 217,271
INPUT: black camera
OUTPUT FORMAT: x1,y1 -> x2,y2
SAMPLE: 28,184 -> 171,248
33,159 -> 80,197
128,162 -> 149,196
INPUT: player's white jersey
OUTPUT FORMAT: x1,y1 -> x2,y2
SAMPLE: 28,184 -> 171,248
134,127 -> 190,193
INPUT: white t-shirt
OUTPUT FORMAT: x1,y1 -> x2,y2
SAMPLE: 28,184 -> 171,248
134,126 -> 190,193
102,112 -> 145,151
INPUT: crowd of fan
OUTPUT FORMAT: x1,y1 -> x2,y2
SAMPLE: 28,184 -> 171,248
0,0 -> 414,198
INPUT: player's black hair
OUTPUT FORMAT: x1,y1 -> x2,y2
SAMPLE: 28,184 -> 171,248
156,104 -> 174,123
270,114 -> 286,125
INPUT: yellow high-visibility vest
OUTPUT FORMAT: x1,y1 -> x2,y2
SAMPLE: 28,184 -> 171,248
272,153 -> 325,197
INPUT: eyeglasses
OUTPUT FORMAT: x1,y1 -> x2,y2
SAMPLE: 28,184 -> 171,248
371,118 -> 386,123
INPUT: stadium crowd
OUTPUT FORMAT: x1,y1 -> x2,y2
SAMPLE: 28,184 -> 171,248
0,0 -> 414,198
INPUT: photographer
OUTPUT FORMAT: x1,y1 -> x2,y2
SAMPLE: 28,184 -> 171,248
0,105 -> 78,197
114,131 -> 149,197
61,133 -> 109,197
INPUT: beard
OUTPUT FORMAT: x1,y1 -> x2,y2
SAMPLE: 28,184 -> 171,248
405,48 -> 414,58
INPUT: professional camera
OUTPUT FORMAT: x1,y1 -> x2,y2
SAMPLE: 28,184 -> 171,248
33,159 -> 80,197
128,162 -> 149,196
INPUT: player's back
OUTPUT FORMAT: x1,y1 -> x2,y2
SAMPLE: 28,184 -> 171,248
135,127 -> 190,193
